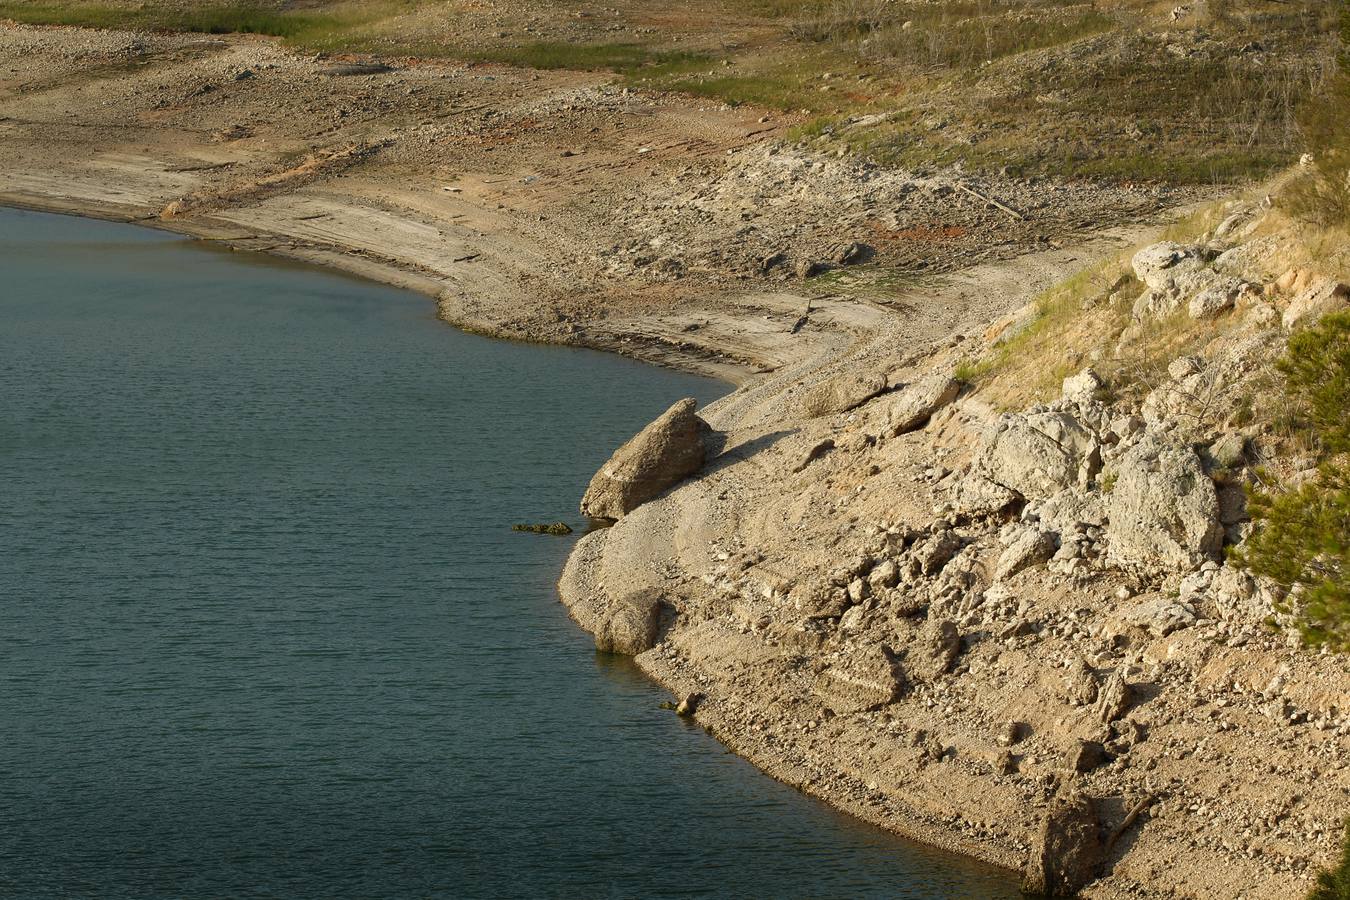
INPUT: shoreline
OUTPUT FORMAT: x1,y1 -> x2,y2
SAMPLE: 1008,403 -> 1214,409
12,23 -> 1336,899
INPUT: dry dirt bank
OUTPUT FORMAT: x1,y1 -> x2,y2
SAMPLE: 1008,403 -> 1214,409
0,22 -> 1194,383
561,198 -> 1350,899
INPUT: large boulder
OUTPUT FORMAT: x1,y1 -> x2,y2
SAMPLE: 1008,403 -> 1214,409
1022,792 -> 1103,897
812,644 -> 905,713
1105,433 -> 1223,570
581,398 -> 710,519
978,412 -> 1099,500
1130,242 -> 1234,321
1282,277 -> 1349,329
1132,242 -> 1200,292
801,371 -> 888,417
887,374 -> 960,435
594,591 -> 662,655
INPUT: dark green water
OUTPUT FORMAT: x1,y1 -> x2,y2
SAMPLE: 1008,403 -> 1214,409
0,208 -> 1018,898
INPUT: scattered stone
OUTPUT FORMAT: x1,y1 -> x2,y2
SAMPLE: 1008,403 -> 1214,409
832,241 -> 870,265
795,259 -> 824,279
581,398 -> 710,519
912,529 -> 962,575
999,720 -> 1024,747
1121,596 -> 1197,636
995,528 -> 1057,581
1067,739 -> 1107,774
675,693 -> 702,716
1095,673 -> 1133,724
1064,658 -> 1099,706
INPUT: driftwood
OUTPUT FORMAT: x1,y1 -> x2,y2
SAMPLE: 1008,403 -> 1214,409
954,181 -> 1026,220
1104,793 -> 1155,855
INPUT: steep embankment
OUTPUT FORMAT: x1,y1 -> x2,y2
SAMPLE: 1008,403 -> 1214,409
560,199 -> 1350,899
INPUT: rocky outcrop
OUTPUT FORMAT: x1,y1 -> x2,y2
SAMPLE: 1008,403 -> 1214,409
1105,433 -> 1223,570
1282,277 -> 1348,329
1022,792 -> 1102,897
580,398 -> 710,519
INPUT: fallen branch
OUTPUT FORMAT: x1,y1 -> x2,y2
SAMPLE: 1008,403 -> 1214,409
954,182 -> 1025,221
1104,793 -> 1155,855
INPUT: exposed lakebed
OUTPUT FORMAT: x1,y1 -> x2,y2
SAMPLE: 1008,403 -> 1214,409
0,208 -> 1017,898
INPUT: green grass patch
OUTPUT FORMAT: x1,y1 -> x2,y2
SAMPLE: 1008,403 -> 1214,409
467,42 -> 709,75
0,1 -> 405,45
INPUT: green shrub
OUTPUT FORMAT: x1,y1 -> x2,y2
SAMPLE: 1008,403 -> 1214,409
1310,819 -> 1350,900
1279,312 -> 1350,452
1237,312 -> 1350,651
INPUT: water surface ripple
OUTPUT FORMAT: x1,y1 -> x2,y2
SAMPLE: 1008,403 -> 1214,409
0,208 -> 1018,898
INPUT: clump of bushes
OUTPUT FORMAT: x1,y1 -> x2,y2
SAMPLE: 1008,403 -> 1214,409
1236,312 -> 1350,650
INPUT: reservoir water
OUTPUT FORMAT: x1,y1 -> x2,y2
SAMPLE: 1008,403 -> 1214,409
0,208 -> 1018,898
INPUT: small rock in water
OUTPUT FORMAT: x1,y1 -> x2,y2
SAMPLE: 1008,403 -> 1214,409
675,693 -> 702,716
512,521 -> 573,535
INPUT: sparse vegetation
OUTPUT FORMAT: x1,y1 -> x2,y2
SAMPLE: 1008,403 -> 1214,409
0,0 -> 1343,185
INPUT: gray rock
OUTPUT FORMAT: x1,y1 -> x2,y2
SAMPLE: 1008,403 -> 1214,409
1035,488 -> 1108,534
1122,596 -> 1197,636
581,398 -> 710,519
594,592 -> 661,654
1217,483 -> 1248,526
1132,241 -> 1198,291
913,529 -> 962,575
888,374 -> 960,435
1061,368 -> 1105,403
1022,791 -> 1103,897
979,412 -> 1099,499
908,619 -> 961,682
996,528 -> 1057,581
950,473 -> 1020,515
1189,279 -> 1243,319
813,644 -> 905,713
1283,278 -> 1349,329
1095,673 -> 1133,724
1105,433 -> 1223,570
1209,432 -> 1248,469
